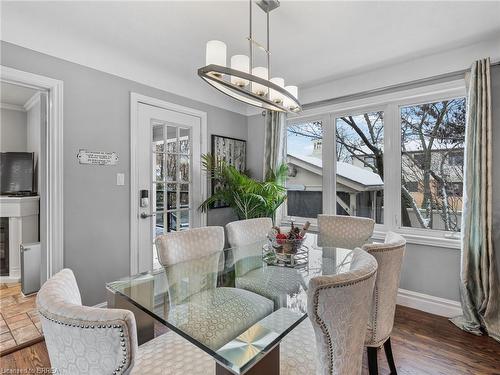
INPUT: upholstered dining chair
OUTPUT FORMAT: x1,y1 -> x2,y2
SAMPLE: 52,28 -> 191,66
317,214 -> 375,249
37,268 -> 214,375
280,248 -> 378,375
226,218 -> 307,310
226,217 -> 273,248
154,226 -> 274,350
363,232 -> 406,375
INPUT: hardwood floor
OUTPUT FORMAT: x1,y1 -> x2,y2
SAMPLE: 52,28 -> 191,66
0,283 -> 43,355
1,305 -> 499,374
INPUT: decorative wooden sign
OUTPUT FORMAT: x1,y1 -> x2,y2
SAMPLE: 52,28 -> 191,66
77,149 -> 119,166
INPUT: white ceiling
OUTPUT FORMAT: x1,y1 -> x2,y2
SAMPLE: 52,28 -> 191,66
2,1 -> 499,114
0,82 -> 38,107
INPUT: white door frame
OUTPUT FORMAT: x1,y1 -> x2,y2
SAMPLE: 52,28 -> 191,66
130,93 -> 207,275
0,66 -> 64,282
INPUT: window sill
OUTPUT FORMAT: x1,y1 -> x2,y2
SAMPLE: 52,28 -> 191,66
372,229 -> 461,250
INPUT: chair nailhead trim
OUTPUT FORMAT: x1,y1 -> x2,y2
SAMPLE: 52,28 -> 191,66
312,270 -> 377,374
39,310 -> 129,375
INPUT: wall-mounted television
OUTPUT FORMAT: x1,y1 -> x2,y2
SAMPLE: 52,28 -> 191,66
0,152 -> 35,195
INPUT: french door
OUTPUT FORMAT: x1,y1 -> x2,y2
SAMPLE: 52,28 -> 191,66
133,99 -> 206,273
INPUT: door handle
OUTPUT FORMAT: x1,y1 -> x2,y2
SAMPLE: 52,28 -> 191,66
140,212 -> 156,219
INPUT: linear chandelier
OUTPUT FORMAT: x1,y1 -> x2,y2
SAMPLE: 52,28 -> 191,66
198,0 -> 301,113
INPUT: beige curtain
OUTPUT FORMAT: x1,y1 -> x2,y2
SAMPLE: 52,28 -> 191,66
450,58 -> 500,342
263,110 -> 286,179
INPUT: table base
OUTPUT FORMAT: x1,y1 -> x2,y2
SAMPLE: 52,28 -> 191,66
216,344 -> 280,375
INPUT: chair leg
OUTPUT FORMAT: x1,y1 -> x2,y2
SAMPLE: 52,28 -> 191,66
383,338 -> 397,374
367,346 -> 378,375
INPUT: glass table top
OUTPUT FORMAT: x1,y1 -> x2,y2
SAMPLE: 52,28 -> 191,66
106,234 -> 359,374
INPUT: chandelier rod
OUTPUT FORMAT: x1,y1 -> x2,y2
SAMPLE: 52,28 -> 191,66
267,8 -> 271,80
249,0 -> 254,74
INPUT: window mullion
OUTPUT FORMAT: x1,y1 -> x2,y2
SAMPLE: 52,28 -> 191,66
383,103 -> 400,231
323,113 -> 335,215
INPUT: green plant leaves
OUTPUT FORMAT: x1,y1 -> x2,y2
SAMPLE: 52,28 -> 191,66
199,153 -> 288,222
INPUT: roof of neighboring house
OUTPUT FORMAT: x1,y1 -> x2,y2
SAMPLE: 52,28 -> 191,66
287,153 -> 384,191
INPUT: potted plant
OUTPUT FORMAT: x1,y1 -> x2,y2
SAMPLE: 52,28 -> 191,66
199,154 -> 287,222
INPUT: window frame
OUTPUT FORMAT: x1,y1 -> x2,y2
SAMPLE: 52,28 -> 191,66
280,79 -> 466,249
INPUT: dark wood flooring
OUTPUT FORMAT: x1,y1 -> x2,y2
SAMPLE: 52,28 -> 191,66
1,305 -> 499,374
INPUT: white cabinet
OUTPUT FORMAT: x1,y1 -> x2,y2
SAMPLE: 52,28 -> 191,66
0,196 -> 39,283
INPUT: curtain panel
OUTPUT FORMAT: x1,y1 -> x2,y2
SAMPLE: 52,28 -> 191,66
451,58 -> 500,342
263,110 -> 286,179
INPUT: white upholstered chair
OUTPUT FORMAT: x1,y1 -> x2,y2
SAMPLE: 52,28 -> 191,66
37,268 -> 214,375
362,231 -> 406,375
317,214 -> 375,249
226,217 -> 273,248
226,218 -> 307,310
155,226 -> 274,350
280,248 -> 378,375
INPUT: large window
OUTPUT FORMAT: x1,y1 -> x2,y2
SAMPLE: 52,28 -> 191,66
335,111 -> 384,224
286,121 -> 323,219
283,81 -> 466,242
400,98 -> 466,232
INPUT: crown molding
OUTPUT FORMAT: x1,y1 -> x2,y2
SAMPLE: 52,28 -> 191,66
0,102 -> 25,112
23,91 -> 41,111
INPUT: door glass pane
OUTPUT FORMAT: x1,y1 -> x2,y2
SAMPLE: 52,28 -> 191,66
155,212 -> 165,237
180,210 -> 190,230
166,155 -> 177,182
180,184 -> 189,208
179,128 -> 190,154
166,183 -> 177,210
400,98 -> 465,231
153,153 -> 165,181
153,183 -> 164,212
179,155 -> 190,182
166,212 -> 177,232
286,121 -> 323,219
153,124 -> 164,152
335,111 -> 384,224
166,126 -> 177,153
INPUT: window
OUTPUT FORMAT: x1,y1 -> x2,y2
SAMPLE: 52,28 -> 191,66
286,121 -> 323,219
153,125 -> 192,235
335,111 -> 384,224
282,81 -> 466,243
401,98 -> 466,232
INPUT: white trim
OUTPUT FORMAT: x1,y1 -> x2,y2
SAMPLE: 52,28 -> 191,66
129,93 -> 207,275
397,288 -> 462,318
93,301 -> 108,308
1,66 -> 64,282
23,92 -> 41,111
0,102 -> 25,112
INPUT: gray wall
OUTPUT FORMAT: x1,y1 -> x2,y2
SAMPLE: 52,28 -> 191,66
0,107 -> 27,151
246,113 -> 266,180
1,41 -> 247,305
491,64 -> 500,276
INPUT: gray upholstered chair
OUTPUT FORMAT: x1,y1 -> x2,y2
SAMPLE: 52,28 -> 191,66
280,248 -> 378,375
37,268 -> 214,375
226,218 -> 307,310
155,226 -> 274,350
317,214 -> 375,249
362,231 -> 406,375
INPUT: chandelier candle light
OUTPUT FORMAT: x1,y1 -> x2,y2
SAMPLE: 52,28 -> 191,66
198,0 -> 301,113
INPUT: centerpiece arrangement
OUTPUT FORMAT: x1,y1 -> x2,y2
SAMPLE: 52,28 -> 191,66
265,222 -> 311,267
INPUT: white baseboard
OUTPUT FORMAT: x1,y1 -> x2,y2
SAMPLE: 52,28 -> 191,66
397,288 -> 462,318
93,301 -> 108,308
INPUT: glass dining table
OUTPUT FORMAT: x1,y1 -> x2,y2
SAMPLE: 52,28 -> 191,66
106,234 -> 359,375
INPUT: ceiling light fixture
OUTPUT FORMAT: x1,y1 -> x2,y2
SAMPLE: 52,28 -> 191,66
198,0 -> 301,113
